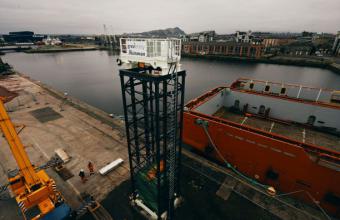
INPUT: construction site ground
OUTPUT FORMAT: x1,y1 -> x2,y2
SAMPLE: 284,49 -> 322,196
0,74 -> 129,220
94,153 -> 280,220
0,74 -> 333,220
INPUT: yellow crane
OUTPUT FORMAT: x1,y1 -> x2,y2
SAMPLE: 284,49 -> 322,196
0,96 -> 71,220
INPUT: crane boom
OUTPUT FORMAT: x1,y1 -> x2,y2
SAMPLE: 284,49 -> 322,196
0,96 -> 72,219
0,97 -> 40,187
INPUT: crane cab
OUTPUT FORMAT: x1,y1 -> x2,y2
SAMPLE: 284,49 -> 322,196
8,168 -> 69,220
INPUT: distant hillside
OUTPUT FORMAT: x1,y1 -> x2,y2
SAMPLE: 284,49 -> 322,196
125,27 -> 186,38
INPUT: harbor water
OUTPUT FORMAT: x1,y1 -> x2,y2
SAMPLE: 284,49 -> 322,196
2,50 -> 340,114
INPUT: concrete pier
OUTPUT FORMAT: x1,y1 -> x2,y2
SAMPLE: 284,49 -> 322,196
0,74 -> 129,219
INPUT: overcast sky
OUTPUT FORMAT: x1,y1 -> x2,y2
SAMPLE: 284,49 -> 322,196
0,0 -> 339,35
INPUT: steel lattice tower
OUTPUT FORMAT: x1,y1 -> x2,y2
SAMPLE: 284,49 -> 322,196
120,67 -> 186,219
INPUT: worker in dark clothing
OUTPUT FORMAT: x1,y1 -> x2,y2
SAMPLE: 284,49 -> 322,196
79,169 -> 87,183
88,161 -> 95,176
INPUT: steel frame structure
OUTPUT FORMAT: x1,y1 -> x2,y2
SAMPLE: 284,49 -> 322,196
120,68 -> 186,219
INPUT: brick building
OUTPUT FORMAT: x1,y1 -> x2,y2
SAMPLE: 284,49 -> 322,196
182,42 -> 264,58
263,38 -> 295,48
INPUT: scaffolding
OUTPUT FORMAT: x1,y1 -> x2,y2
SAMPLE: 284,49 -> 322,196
120,67 -> 186,219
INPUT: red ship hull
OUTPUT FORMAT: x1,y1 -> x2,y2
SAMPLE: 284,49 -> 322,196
183,80 -> 340,217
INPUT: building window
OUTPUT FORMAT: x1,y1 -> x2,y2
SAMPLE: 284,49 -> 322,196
221,46 -> 225,53
242,47 -> 248,55
121,39 -> 127,53
209,45 -> 214,53
228,46 -> 234,54
250,47 -> 256,57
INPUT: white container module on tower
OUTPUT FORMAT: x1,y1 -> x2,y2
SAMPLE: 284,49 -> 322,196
118,38 -> 181,75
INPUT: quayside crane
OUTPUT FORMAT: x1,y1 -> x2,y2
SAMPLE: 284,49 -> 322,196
0,96 -> 71,220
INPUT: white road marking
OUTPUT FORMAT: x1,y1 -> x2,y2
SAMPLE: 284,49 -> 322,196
269,122 -> 275,132
241,117 -> 248,125
302,129 -> 306,143
30,136 -> 50,159
66,180 -> 81,196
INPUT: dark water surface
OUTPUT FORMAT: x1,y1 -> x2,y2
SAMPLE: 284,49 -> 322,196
3,51 -> 340,114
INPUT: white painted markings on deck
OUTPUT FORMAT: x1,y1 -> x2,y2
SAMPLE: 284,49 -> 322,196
269,122 -> 275,133
241,117 -> 248,125
302,129 -> 306,143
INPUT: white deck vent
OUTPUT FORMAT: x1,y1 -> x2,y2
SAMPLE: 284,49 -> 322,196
119,38 -> 181,75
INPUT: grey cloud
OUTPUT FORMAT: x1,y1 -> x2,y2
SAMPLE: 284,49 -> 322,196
0,0 -> 339,34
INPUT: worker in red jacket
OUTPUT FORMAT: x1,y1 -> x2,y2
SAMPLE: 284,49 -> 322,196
88,161 -> 95,176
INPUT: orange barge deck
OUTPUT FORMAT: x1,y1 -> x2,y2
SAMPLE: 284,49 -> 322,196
183,78 -> 340,217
